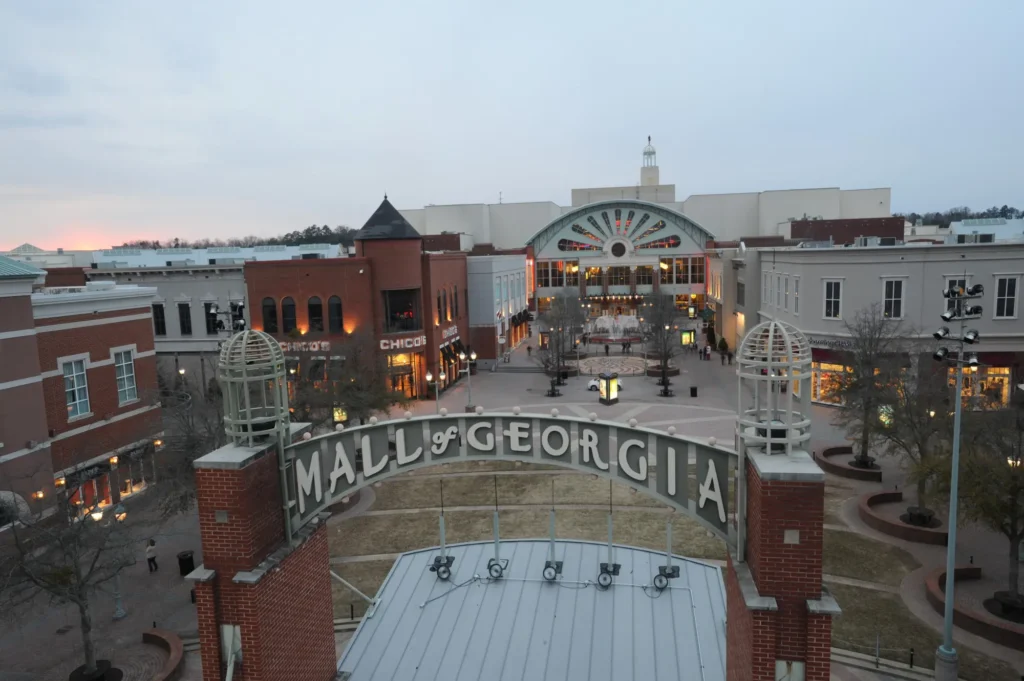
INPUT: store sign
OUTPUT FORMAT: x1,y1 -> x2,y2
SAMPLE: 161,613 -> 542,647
281,341 -> 331,352
807,336 -> 855,350
380,335 -> 426,351
286,413 -> 734,542
441,326 -> 459,340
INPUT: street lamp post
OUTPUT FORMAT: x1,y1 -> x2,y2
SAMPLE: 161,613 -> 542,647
932,281 -> 984,681
94,504 -> 128,620
458,351 -> 477,412
426,371 -> 446,414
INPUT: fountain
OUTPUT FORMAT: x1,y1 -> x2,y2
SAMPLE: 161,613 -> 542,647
587,314 -> 642,345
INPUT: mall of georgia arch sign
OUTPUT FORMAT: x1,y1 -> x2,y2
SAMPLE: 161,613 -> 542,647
284,412 -> 737,545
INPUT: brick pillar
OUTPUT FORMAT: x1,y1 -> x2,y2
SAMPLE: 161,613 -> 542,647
726,452 -> 839,681
187,432 -> 335,681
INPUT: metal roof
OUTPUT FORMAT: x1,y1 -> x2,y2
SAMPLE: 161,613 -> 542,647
0,255 -> 45,279
356,197 -> 422,241
338,539 -> 727,681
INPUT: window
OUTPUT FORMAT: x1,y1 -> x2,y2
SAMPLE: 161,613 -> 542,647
63,359 -> 90,418
114,350 -> 137,405
883,279 -> 904,319
674,258 -> 689,284
282,297 -> 297,333
660,259 -> 673,284
995,276 -> 1018,319
152,304 -> 166,336
608,267 -> 629,286
536,262 -> 550,288
382,289 -> 422,333
177,303 -> 192,336
783,277 -> 789,311
453,287 -> 459,317
824,280 -> 842,319
945,278 -> 967,312
763,273 -> 770,307
550,262 -> 565,288
775,274 -> 781,307
635,265 -> 653,286
262,297 -> 278,333
328,296 -> 343,332
794,277 -> 800,314
736,282 -> 745,307
308,296 -> 323,332
564,261 -> 579,287
767,274 -> 774,307
690,257 -> 705,284
204,302 -> 219,335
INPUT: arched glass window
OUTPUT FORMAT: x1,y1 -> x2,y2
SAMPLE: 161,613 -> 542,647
261,297 -> 278,333
282,297 -> 297,333
307,296 -> 323,332
328,296 -> 343,333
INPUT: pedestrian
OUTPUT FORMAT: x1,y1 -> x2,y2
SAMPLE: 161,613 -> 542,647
727,351 -> 734,365
146,539 -> 158,572
721,351 -> 726,365
527,345 -> 532,358
605,344 -> 610,356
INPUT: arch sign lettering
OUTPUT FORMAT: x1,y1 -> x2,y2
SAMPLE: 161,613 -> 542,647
284,413 -> 737,545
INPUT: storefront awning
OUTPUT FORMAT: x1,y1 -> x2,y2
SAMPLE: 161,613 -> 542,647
441,345 -> 456,363
453,339 -> 467,356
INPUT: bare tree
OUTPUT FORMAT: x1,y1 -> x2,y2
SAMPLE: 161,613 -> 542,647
955,390 -> 1024,604
638,294 -> 682,391
290,330 -> 409,429
536,293 -> 585,387
874,354 -> 952,510
0,464 -> 139,677
833,303 -> 907,467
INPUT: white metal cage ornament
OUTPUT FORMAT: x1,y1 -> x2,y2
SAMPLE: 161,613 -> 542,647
217,330 -> 291,447
736,320 -> 812,456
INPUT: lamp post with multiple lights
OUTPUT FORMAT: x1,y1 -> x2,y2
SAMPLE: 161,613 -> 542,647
458,351 -> 477,412
932,280 -> 984,681
425,371 -> 446,414
93,503 -> 128,620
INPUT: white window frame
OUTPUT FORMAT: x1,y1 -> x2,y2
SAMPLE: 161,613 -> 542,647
994,275 -> 1019,320
61,353 -> 91,421
823,279 -> 843,320
783,277 -> 790,312
943,276 -> 969,314
775,274 -> 781,307
794,277 -> 800,315
111,345 -> 139,406
882,278 -> 905,320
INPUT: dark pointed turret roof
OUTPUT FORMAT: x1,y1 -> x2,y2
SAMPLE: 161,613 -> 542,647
355,196 -> 421,241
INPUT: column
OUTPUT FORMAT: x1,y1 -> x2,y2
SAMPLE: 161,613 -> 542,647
726,452 -> 839,681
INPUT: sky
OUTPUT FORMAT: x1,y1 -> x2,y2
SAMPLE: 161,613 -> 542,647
1,1 -> 1021,251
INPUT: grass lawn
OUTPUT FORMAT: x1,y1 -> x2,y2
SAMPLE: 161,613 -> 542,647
329,507 -> 728,561
829,583 -> 1018,681
371,475 -> 664,510
330,560 -> 395,619
822,530 -> 920,587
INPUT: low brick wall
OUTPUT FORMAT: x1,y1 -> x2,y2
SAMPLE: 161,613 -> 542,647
857,490 -> 948,545
814,446 -> 883,482
646,366 -> 681,378
924,566 -> 1024,650
142,628 -> 184,681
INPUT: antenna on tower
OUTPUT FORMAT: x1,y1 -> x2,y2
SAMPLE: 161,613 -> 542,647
499,191 -> 503,204
487,475 -> 506,579
598,479 -> 620,588
542,477 -> 562,581
429,479 -> 454,581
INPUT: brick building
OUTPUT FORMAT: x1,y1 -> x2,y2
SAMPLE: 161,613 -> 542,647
0,257 -> 163,521
245,197 -> 471,402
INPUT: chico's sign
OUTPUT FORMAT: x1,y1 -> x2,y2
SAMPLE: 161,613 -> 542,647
380,335 -> 426,351
286,413 -> 734,542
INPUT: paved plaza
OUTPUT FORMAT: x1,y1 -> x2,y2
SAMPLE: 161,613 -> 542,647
1,341 -> 1021,680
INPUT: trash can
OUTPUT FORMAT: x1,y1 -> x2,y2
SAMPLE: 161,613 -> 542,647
690,386 -> 698,398
177,550 -> 195,576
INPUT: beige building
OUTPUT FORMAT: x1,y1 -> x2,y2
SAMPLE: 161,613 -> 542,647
709,240 -> 1024,407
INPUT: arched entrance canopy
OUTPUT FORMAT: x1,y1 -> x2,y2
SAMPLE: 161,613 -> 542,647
284,411 -> 737,545
526,200 -> 717,261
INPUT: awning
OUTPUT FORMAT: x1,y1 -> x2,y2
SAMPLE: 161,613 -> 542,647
453,339 -> 467,356
441,345 -> 456,363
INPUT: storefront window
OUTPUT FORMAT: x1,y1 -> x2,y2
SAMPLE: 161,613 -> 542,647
550,262 -> 565,287
608,267 -> 630,286
585,267 -> 602,286
382,289 -> 422,333
388,353 -> 420,399
950,366 -> 1011,408
811,361 -> 848,405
